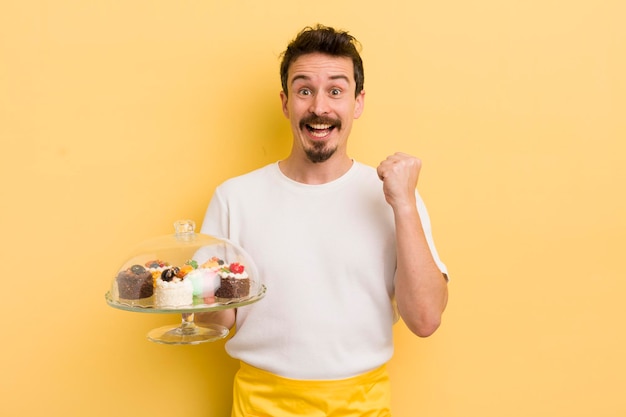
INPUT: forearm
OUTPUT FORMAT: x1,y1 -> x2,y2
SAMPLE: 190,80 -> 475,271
393,203 -> 448,337
195,308 -> 236,329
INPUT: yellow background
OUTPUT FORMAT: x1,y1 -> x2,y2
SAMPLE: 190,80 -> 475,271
1,1 -> 625,416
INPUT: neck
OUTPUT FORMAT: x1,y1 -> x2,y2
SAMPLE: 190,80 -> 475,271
279,153 -> 353,185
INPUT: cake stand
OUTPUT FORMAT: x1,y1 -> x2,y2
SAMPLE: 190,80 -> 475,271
105,281 -> 266,345
106,219 -> 265,345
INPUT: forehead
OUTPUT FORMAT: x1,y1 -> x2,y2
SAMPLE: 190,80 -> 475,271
288,53 -> 354,84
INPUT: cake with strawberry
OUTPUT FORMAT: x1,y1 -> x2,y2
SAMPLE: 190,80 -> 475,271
215,262 -> 250,300
154,266 -> 194,308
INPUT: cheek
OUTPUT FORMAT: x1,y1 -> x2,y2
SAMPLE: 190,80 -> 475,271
286,102 -> 308,122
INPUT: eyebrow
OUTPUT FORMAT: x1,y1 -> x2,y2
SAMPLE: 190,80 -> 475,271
290,74 -> 351,86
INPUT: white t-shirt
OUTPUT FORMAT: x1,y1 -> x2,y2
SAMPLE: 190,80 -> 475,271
201,161 -> 447,380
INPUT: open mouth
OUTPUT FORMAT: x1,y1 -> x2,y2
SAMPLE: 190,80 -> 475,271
301,117 -> 341,139
306,123 -> 335,138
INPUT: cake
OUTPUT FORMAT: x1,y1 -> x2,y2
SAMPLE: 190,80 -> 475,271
116,264 -> 154,300
187,267 -> 220,304
144,259 -> 170,287
215,262 -> 251,300
200,256 -> 223,269
116,257 -> 251,306
154,267 -> 194,308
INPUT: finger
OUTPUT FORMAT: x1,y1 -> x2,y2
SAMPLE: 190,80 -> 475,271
376,166 -> 385,181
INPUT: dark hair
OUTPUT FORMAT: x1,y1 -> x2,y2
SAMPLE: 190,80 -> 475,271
280,24 -> 364,97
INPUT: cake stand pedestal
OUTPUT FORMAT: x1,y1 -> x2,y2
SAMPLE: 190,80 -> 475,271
147,313 -> 229,345
105,282 -> 266,345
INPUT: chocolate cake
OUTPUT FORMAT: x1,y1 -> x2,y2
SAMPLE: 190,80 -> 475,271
215,277 -> 251,299
215,262 -> 250,300
116,264 -> 154,299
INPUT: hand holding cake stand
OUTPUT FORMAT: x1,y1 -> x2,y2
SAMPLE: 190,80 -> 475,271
105,220 -> 265,345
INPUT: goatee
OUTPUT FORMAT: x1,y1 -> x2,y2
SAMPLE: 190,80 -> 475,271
305,142 -> 336,163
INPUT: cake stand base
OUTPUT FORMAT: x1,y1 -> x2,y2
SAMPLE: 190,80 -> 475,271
147,313 -> 229,345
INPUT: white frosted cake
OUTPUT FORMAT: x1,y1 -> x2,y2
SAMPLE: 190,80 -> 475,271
154,267 -> 193,308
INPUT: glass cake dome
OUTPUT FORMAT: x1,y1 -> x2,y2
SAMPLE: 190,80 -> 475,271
105,220 -> 265,345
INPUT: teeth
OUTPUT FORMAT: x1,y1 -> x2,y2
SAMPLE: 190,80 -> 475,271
310,130 -> 328,138
309,124 -> 331,130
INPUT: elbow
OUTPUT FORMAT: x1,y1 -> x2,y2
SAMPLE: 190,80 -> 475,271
404,315 -> 442,338
397,283 -> 448,337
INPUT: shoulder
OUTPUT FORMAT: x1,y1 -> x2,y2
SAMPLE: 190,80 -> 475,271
216,163 -> 277,192
353,160 -> 378,177
350,160 -> 384,188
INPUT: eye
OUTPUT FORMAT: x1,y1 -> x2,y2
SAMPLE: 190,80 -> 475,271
298,88 -> 312,96
330,88 -> 342,96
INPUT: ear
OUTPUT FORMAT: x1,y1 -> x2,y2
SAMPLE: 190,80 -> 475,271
280,90 -> 289,118
353,90 -> 365,119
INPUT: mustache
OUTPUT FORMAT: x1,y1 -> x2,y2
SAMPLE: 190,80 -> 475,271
299,115 -> 342,130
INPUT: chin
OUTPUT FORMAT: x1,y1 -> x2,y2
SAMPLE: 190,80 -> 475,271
305,145 -> 336,163
305,151 -> 335,163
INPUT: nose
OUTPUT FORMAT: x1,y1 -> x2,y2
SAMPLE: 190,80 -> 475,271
309,93 -> 330,115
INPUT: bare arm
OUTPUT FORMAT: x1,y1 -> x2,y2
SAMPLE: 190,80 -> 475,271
195,309 -> 236,330
377,153 -> 448,337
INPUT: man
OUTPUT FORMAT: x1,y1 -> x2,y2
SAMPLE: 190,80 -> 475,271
198,24 -> 448,416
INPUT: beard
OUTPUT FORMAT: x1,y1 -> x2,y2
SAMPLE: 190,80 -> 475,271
299,115 -> 342,164
304,141 -> 337,163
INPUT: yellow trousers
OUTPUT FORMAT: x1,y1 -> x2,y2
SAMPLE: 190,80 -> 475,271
231,362 -> 392,417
